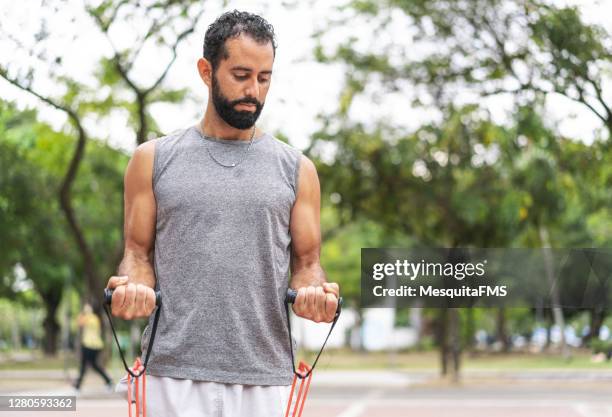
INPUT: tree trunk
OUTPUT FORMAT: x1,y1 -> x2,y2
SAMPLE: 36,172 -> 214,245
465,308 -> 475,354
584,307 -> 606,345
136,93 -> 148,145
58,122 -> 102,307
496,307 -> 510,352
410,306 -> 423,346
10,308 -> 21,350
439,308 -> 449,376
41,287 -> 62,356
449,307 -> 461,382
538,224 -> 569,357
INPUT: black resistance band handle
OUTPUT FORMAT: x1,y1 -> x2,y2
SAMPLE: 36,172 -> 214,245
102,287 -> 162,379
284,287 -> 342,379
104,287 -> 162,307
285,288 -> 343,313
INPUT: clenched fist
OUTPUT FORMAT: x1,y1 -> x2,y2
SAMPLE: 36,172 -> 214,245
106,276 -> 157,320
291,282 -> 340,323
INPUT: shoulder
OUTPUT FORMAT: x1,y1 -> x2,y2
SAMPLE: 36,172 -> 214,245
296,154 -> 318,195
265,133 -> 303,157
129,127 -> 192,178
127,140 -> 156,180
268,134 -> 318,194
264,133 -> 313,174
132,139 -> 157,161
297,154 -> 316,175
265,134 -> 311,171
136,126 -> 196,159
159,126 -> 192,143
262,133 -> 316,196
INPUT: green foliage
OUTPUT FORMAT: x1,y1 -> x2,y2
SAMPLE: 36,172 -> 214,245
313,104 -> 525,248
0,298 -> 45,349
316,0 -> 611,137
309,0 -> 612,360
590,338 -> 612,355
320,206 -> 415,305
0,99 -> 127,304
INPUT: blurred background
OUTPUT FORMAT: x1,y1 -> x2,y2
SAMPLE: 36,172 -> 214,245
1,0 -> 612,416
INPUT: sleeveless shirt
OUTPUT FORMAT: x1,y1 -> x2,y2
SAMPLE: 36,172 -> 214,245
140,125 -> 301,385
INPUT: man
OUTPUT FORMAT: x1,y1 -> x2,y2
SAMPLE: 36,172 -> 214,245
106,10 -> 340,416
73,303 -> 113,393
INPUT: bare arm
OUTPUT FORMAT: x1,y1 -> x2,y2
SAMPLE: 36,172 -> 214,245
289,155 -> 339,323
117,139 -> 157,288
106,140 -> 157,320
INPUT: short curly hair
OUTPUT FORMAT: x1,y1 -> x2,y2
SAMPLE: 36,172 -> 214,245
203,10 -> 277,71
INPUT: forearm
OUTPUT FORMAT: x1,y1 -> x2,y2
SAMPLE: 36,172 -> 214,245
289,256 -> 327,289
117,249 -> 156,289
289,256 -> 339,323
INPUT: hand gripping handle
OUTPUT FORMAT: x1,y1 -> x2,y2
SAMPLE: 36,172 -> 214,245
104,287 -> 162,307
285,288 -> 342,314
283,287 -> 343,381
102,287 -> 162,379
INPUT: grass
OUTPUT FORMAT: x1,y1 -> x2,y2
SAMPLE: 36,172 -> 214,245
0,351 -> 77,371
2,348 -> 612,372
296,348 -> 612,371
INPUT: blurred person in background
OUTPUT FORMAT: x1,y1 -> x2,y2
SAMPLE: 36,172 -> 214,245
73,302 -> 113,393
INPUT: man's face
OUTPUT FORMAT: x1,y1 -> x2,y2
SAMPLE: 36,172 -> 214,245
210,34 -> 274,130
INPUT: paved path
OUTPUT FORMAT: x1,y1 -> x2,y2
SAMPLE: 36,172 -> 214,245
1,387 -> 611,417
2,370 -> 612,416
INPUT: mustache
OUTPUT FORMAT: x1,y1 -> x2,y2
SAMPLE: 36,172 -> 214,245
231,97 -> 262,107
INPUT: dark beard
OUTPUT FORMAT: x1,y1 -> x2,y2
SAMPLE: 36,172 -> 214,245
211,73 -> 264,130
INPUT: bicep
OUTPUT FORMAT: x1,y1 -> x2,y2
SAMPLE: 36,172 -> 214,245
289,155 -> 321,265
123,141 -> 157,257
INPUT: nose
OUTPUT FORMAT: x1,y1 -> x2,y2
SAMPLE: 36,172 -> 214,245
243,76 -> 260,100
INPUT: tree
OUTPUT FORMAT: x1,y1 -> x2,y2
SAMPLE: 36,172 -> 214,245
0,100 -> 127,354
310,104 -> 526,379
314,0 -> 611,138
0,0 -> 207,306
310,0 -> 611,378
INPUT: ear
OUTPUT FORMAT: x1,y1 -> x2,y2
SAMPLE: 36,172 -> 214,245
197,58 -> 213,88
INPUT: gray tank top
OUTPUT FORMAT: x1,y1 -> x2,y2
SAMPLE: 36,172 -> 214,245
140,125 -> 301,385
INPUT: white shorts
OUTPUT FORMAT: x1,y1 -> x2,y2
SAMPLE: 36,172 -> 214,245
116,374 -> 293,417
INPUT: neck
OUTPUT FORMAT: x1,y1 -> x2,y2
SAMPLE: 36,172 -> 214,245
201,104 -> 259,141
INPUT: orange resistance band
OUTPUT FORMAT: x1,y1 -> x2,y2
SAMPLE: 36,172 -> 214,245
284,361 -> 313,417
126,358 -> 146,417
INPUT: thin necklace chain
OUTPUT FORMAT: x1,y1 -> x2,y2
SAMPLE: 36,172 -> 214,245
199,123 -> 257,168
